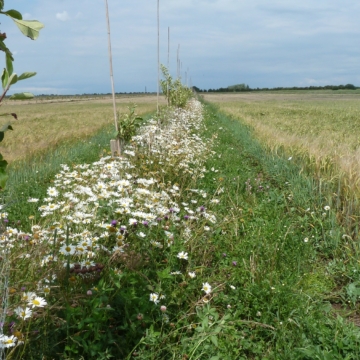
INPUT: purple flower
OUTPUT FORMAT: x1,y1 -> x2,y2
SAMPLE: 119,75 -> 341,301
142,221 -> 149,227
222,253 -> 227,257
232,261 -> 237,266
111,220 -> 117,227
184,215 -> 189,220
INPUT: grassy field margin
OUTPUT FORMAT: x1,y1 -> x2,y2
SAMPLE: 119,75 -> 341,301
0,98 -> 360,359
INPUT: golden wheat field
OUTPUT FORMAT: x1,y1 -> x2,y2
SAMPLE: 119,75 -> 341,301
203,91 -> 360,226
204,91 -> 360,185
0,94 -> 165,163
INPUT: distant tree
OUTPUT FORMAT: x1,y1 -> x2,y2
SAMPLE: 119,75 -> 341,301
345,84 -> 356,90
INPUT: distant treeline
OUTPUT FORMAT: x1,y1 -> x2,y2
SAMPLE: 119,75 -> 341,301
35,92 -> 157,97
193,83 -> 359,92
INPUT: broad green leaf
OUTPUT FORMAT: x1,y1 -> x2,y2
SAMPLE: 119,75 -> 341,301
157,267 -> 172,280
6,53 -> 13,75
1,68 -> 8,89
0,122 -> 13,132
8,73 -> 18,86
0,40 -> 13,61
11,19 -> 44,40
9,92 -> 34,100
210,335 -> 218,347
18,72 -> 36,81
1,9 -> 22,20
0,170 -> 8,190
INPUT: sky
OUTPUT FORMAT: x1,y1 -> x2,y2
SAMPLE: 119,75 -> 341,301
1,0 -> 360,95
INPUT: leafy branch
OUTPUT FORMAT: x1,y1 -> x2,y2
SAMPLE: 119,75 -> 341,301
0,2 -> 44,189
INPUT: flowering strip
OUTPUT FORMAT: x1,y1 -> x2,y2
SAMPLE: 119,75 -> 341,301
0,99 -> 224,352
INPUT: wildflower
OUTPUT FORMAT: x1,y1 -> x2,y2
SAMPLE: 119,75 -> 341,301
22,292 -> 36,302
188,271 -> 196,278
27,198 -> 39,203
28,296 -> 47,308
204,226 -> 210,231
42,285 -> 51,296
160,305 -> 167,312
230,285 -> 236,290
14,306 -> 32,320
202,282 -> 212,295
232,261 -> 237,266
170,271 -> 182,275
59,244 -> 76,256
149,293 -> 159,304
324,205 -> 330,211
177,251 -> 188,260
47,187 -> 59,197
304,237 -> 309,243
0,335 -> 17,348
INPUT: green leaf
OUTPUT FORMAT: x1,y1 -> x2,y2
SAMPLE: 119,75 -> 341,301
18,72 -> 36,81
1,68 -> 8,89
8,73 -> 18,86
6,53 -> 13,76
9,92 -> 34,100
0,169 -> 8,190
0,122 -> 13,132
0,132 -> 4,142
1,9 -> 22,20
157,267 -> 172,280
0,40 -> 13,61
11,19 -> 44,40
210,335 -> 218,347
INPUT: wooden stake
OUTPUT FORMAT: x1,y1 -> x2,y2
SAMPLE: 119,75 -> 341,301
167,26 -> 170,106
157,0 -> 160,115
104,0 -> 120,156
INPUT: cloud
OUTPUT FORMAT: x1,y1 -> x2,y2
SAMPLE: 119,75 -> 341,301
56,11 -> 70,22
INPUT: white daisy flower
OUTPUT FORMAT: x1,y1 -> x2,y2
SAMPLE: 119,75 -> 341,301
177,251 -> 188,260
202,282 -> 212,295
14,306 -> 32,320
28,296 -> 47,308
149,293 -> 159,304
